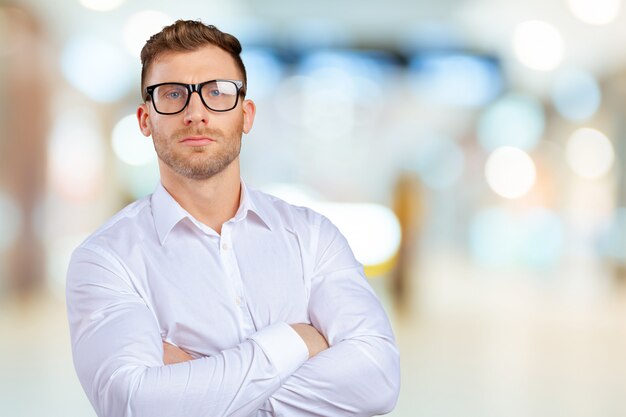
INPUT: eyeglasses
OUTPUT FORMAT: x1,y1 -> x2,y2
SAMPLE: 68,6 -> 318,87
144,79 -> 245,115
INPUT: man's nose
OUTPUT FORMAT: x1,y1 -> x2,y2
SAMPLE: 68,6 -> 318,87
183,91 -> 209,125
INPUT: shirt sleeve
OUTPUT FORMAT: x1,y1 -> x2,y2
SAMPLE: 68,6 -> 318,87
260,216 -> 401,416
66,245 -> 309,417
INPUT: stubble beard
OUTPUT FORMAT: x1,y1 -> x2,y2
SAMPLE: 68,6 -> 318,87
154,130 -> 242,181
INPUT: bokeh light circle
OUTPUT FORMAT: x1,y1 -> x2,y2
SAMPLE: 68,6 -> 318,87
513,20 -> 564,71
478,93 -> 545,151
469,206 -> 563,268
485,147 -> 536,199
49,108 -> 106,202
469,207 -> 518,267
567,0 -> 621,25
318,202 -> 401,267
123,10 -> 173,57
566,128 -> 614,179
61,36 -> 134,102
79,0 -> 126,12
551,68 -> 601,122
599,207 -> 626,262
300,68 -> 356,141
112,114 -> 156,166
117,160 -> 161,199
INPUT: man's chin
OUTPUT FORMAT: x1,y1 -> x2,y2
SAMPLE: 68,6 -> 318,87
172,162 -> 230,181
188,145 -> 211,152
157,148 -> 238,181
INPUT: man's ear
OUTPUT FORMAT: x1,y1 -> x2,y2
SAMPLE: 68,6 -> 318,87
137,103 -> 152,137
242,99 -> 256,134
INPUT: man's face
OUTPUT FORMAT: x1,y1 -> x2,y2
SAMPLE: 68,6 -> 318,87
137,45 -> 255,181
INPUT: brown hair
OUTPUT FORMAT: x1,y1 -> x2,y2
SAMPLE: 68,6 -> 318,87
140,19 -> 247,98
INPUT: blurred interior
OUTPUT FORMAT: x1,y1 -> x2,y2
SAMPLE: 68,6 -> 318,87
2,0 -> 626,415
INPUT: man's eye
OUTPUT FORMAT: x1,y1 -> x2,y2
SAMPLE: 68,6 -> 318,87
166,91 -> 183,99
159,87 -> 185,100
208,89 -> 221,97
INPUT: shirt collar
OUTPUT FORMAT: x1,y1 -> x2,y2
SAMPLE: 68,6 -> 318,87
151,180 -> 273,245
235,180 -> 273,232
151,182 -> 189,245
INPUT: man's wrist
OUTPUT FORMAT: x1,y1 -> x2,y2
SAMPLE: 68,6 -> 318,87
289,323 -> 329,358
249,323 -> 309,381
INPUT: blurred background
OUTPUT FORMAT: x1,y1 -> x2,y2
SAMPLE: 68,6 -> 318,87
2,0 -> 626,415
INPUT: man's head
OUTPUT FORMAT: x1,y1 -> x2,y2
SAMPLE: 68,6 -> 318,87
140,20 -> 247,97
136,20 -> 255,183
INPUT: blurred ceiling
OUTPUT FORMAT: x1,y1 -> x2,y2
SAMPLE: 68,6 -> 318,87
10,0 -> 626,92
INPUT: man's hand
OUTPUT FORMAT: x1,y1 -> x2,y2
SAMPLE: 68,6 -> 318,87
163,342 -> 193,365
290,324 -> 329,358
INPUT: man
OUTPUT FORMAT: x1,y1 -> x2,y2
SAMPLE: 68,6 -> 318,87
66,20 -> 400,417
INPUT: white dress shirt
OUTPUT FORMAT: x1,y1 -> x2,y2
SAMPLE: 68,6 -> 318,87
66,181 -> 400,417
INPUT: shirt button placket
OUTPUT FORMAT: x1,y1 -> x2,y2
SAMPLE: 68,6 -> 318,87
220,227 -> 244,311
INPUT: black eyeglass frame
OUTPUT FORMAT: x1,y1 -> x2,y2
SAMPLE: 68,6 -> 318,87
144,79 -> 246,115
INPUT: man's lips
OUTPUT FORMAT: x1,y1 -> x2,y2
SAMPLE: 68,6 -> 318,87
180,136 -> 216,146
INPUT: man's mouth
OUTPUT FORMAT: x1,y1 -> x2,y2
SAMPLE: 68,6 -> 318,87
180,136 -> 216,146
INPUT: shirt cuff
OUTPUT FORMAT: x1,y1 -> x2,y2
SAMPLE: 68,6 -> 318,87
249,322 -> 309,382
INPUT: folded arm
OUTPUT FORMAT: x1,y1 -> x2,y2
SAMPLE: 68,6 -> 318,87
262,216 -> 401,416
67,246 -> 310,417
164,324 -> 328,365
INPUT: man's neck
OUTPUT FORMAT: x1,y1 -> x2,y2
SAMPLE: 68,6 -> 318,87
159,161 -> 242,235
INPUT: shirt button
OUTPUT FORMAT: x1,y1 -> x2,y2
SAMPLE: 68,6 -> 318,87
221,242 -> 230,251
235,296 -> 242,306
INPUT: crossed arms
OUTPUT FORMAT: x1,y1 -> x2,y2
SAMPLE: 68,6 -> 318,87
164,323 -> 330,365
67,219 -> 400,417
